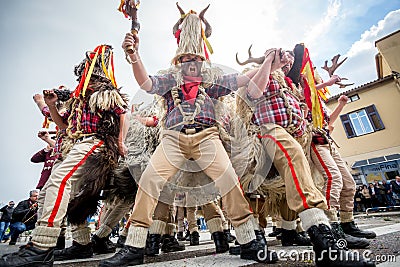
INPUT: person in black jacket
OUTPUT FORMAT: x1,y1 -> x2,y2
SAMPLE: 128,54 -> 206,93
391,176 -> 400,204
0,201 -> 15,241
6,190 -> 39,245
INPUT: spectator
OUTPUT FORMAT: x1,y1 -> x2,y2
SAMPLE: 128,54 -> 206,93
382,180 -> 395,206
368,183 -> 379,207
354,187 -> 364,212
360,185 -> 372,209
31,131 -> 57,190
6,190 -> 39,245
0,201 -> 15,241
390,176 -> 400,204
375,181 -> 386,206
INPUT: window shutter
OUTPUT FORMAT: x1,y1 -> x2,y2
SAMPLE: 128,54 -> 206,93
365,104 -> 385,131
340,114 -> 356,138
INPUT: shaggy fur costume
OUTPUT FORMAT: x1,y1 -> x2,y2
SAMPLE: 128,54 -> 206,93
64,81 -> 129,225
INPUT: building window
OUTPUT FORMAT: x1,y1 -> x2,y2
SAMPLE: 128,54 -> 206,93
340,104 -> 385,138
348,94 -> 360,102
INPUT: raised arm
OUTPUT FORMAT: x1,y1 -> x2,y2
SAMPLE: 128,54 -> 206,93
33,94 -> 47,113
43,90 -> 68,129
246,48 -> 286,99
328,95 -> 348,132
315,75 -> 341,90
122,33 -> 153,92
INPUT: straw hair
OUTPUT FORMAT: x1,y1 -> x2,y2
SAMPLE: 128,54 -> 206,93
172,13 -> 207,64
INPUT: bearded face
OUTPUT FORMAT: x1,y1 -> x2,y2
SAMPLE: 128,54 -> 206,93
282,51 -> 295,75
179,54 -> 204,77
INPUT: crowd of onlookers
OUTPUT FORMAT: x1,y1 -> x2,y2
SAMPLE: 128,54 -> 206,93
0,190 -> 39,245
354,176 -> 400,212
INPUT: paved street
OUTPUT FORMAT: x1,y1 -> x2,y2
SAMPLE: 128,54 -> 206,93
1,212 -> 399,266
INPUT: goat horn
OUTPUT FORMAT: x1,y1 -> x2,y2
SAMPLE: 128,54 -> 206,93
199,4 -> 212,38
173,2 -> 186,36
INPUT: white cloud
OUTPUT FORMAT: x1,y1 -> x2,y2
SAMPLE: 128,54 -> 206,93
329,9 -> 400,95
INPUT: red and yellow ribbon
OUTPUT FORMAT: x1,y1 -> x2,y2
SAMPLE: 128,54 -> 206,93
301,47 -> 324,128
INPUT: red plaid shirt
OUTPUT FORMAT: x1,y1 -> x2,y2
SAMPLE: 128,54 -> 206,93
250,75 -> 306,137
149,73 -> 238,129
62,102 -> 126,134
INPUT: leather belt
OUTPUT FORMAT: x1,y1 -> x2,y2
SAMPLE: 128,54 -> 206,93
180,126 -> 208,135
75,135 -> 96,143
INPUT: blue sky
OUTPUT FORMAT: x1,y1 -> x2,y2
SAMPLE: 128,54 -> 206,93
0,0 -> 399,204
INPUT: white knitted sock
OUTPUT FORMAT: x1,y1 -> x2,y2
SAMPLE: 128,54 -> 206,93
298,208 -> 330,231
149,220 -> 166,235
31,226 -> 61,250
72,227 -> 91,245
206,218 -> 223,234
325,209 -> 339,223
281,219 -> 297,230
95,224 -> 112,238
340,211 -> 354,223
234,218 -> 256,245
125,226 -> 148,248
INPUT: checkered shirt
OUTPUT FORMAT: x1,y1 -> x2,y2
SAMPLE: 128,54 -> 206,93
62,102 -> 126,134
148,73 -> 238,129
250,75 -> 306,137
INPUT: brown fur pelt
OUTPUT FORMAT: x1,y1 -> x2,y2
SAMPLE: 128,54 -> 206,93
107,160 -> 138,203
66,82 -> 129,225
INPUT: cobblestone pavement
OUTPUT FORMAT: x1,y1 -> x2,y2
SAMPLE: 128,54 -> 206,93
0,212 -> 399,266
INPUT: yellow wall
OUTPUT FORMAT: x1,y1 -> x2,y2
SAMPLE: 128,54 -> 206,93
326,81 -> 400,164
375,30 -> 400,74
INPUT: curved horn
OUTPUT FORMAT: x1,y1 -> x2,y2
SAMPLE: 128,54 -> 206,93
173,2 -> 186,36
199,4 -> 212,38
176,2 -> 185,16
235,45 -> 265,66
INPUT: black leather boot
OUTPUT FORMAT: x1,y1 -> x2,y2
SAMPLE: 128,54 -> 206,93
92,234 -> 116,254
254,230 -> 266,246
161,234 -> 185,253
281,229 -> 312,246
98,246 -> 144,267
145,234 -> 161,256
223,229 -> 236,243
307,224 -> 375,267
116,235 -> 126,248
0,243 -> 54,267
229,230 -> 267,256
212,231 -> 229,253
184,230 -> 190,241
189,231 -> 200,246
341,221 -> 377,239
331,222 -> 370,249
240,239 -> 278,263
54,240 -> 93,261
268,226 -> 282,237
8,238 -> 17,246
176,231 -> 184,241
55,235 -> 65,250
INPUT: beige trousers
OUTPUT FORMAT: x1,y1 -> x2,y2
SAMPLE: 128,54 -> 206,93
310,143 -> 356,212
32,137 -> 104,248
259,124 -> 327,213
128,127 -> 253,228
95,197 -> 133,238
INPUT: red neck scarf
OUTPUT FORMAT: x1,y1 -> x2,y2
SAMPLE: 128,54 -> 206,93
181,76 -> 202,104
